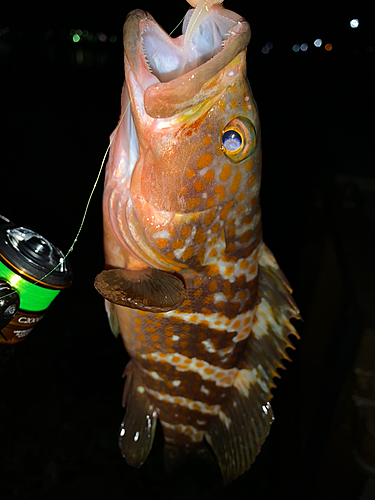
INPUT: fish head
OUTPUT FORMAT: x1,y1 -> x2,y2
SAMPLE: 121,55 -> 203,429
104,5 -> 262,273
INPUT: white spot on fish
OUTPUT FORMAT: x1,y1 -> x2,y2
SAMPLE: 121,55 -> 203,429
137,386 -> 145,393
213,292 -> 227,303
219,411 -> 232,429
233,367 -> 269,397
172,335 -> 179,341
252,295 -> 299,343
152,230 -> 170,239
172,380 -> 181,387
200,385 -> 210,395
174,247 -> 187,260
202,339 -> 216,353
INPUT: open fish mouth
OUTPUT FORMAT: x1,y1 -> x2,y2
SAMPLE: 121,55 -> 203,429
140,5 -> 239,82
124,5 -> 250,85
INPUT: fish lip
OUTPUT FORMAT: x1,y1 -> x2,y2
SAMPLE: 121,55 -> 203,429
122,10 -> 154,79
123,9 -> 153,64
123,6 -> 250,118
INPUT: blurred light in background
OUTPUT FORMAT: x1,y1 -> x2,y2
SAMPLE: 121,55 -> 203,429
68,29 -> 116,44
314,39 -> 322,47
350,19 -> 359,28
293,44 -> 300,52
300,43 -> 308,51
325,43 -> 333,51
0,27 -> 10,37
262,41 -> 273,54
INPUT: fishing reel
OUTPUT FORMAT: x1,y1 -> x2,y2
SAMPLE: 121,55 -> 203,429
0,215 -> 73,344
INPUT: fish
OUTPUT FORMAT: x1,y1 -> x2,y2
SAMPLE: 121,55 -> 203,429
95,1 -> 300,484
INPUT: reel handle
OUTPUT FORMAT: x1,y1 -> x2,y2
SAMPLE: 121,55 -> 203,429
0,279 -> 20,338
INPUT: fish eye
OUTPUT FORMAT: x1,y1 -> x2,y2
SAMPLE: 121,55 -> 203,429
222,130 -> 242,152
221,117 -> 256,163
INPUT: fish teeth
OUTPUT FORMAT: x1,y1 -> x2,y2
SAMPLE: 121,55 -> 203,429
221,31 -> 230,49
140,35 -> 153,73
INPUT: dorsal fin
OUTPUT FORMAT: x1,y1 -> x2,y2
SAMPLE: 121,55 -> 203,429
206,243 -> 300,483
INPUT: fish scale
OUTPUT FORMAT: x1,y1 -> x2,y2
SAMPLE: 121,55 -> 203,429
95,4 -> 300,483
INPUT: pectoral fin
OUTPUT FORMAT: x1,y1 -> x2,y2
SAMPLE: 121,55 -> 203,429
104,300 -> 120,338
119,361 -> 158,467
94,268 -> 185,312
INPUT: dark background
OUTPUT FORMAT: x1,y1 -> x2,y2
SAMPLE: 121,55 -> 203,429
1,0 -> 374,498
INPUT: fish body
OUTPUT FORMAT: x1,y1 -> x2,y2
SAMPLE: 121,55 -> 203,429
96,4 -> 299,483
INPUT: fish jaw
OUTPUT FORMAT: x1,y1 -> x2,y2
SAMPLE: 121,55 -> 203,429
123,5 -> 250,118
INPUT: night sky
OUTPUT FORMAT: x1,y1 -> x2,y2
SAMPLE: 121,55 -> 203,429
0,0 -> 374,499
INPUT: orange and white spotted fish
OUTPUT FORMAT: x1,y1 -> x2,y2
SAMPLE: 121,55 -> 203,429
95,1 -> 300,483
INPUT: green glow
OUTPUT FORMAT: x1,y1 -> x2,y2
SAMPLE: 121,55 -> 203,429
82,30 -> 88,37
0,260 -> 60,312
69,29 -> 75,36
110,35 -> 117,43
9,274 -> 23,288
73,34 -> 80,43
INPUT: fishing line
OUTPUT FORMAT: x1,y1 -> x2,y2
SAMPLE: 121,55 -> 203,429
31,9 -> 190,286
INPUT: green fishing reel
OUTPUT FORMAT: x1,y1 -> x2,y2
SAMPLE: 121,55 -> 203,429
0,215 -> 73,344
